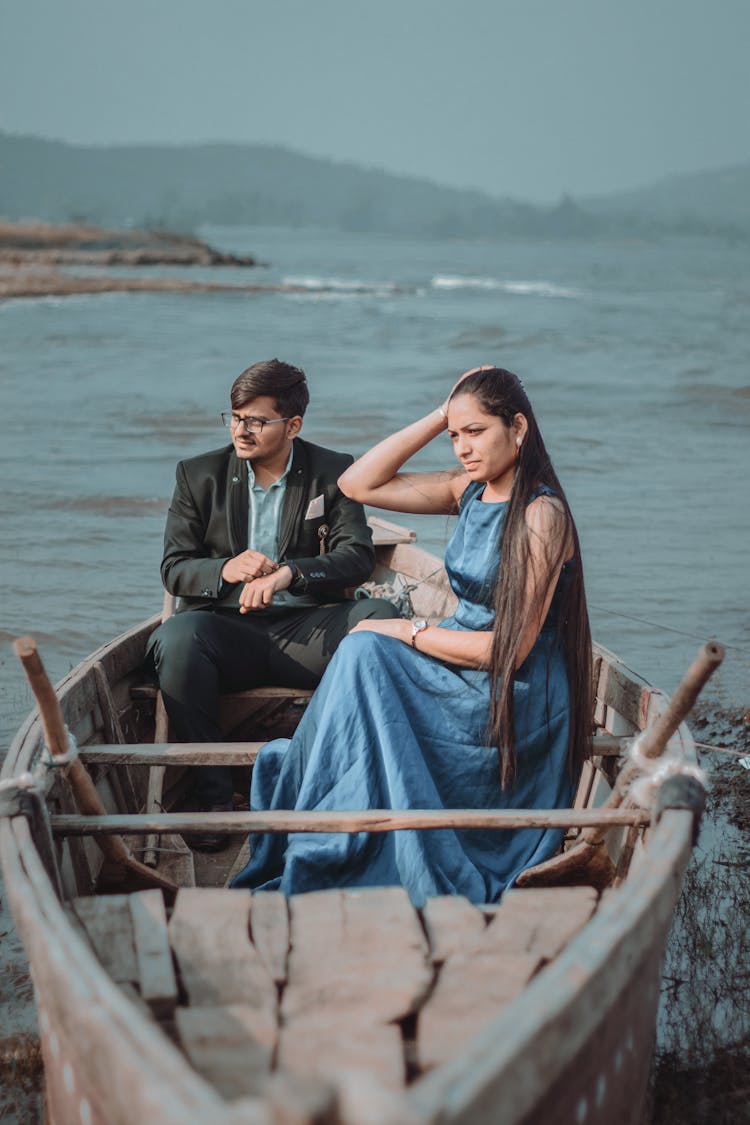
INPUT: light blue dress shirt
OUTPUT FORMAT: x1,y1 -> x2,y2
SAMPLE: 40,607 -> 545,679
247,450 -> 317,609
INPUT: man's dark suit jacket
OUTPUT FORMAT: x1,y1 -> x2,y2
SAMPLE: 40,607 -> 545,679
161,437 -> 375,612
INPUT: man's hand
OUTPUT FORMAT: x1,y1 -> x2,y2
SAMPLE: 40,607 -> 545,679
222,550 -> 279,585
348,618 -> 411,643
239,565 -> 294,613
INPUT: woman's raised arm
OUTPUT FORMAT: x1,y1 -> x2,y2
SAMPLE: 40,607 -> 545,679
338,408 -> 468,515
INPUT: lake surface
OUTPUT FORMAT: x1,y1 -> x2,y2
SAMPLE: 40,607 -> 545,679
1,225 -> 747,737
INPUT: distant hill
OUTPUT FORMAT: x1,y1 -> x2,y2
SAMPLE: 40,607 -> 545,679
1,133 -> 747,239
584,163 -> 750,234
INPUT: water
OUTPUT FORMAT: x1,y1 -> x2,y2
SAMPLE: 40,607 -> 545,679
0,224 -> 748,1116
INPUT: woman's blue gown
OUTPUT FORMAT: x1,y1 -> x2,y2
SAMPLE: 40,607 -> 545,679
233,482 -> 574,905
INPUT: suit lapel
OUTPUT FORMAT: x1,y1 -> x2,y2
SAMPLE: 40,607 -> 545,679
278,439 -> 307,559
227,450 -> 248,554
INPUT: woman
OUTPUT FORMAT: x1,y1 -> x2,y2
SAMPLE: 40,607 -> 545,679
233,366 -> 592,905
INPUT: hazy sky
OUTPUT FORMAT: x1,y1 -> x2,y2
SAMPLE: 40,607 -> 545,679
1,0 -> 748,203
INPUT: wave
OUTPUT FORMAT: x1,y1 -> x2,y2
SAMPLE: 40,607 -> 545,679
431,275 -> 580,298
282,275 -> 401,296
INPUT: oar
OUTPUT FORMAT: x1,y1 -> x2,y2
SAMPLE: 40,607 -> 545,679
14,637 -> 178,899
515,640 -> 724,890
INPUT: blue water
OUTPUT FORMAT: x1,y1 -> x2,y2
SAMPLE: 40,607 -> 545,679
1,226 -> 748,744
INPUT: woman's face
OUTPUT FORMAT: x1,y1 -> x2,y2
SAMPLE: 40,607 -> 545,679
447,392 -> 526,497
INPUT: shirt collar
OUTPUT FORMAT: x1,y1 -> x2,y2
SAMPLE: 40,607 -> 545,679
247,446 -> 294,491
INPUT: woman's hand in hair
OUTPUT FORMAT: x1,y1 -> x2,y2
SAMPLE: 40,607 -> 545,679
440,365 -> 494,416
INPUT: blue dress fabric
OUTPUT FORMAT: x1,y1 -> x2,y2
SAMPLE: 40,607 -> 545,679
233,482 -> 574,905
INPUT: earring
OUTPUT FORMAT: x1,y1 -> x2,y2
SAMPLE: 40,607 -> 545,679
516,437 -> 522,448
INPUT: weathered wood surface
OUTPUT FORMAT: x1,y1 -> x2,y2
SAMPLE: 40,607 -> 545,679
417,888 -> 597,1071
80,741 -> 266,765
175,1005 -> 276,1100
72,890 -> 178,1018
2,817 -> 232,1125
407,811 -> 695,1125
282,888 -> 432,1027
421,895 -> 487,964
132,682 -> 314,703
250,890 -> 290,985
168,888 -> 277,1020
277,889 -> 431,1107
51,806 -> 651,836
128,889 -> 178,1018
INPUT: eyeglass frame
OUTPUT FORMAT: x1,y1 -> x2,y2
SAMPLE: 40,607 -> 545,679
221,411 -> 294,434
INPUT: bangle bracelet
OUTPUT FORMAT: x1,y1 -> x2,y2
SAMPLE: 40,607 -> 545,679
437,405 -> 447,421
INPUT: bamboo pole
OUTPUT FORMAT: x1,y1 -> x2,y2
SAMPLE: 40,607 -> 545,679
14,637 -> 178,897
49,807 -> 651,837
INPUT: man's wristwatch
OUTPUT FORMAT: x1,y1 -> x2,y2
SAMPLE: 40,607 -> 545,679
410,619 -> 428,648
285,561 -> 304,590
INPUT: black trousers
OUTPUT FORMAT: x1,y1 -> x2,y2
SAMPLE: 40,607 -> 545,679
145,598 -> 400,805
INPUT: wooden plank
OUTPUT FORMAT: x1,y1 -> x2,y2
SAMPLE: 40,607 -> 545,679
168,888 -> 277,1019
224,837 -> 251,888
420,896 -> 487,964
572,760 -> 596,811
51,806 -> 652,837
282,888 -> 432,1027
278,1015 -> 405,1086
175,1004 -> 276,1100
263,1071 -> 338,1125
368,514 -> 417,545
480,887 -> 598,961
131,683 -> 314,703
250,891 -> 289,984
416,887 -> 597,1071
152,832 -> 196,888
128,889 -> 178,1018
72,895 -> 138,982
417,950 -> 542,1071
80,741 -> 266,766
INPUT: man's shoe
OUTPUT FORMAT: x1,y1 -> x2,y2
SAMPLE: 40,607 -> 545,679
186,802 -> 233,854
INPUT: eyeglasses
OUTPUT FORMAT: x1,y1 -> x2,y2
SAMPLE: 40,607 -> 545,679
221,412 -> 292,434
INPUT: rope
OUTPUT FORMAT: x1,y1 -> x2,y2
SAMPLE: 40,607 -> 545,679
694,740 -> 750,760
589,603 -> 750,657
625,733 -> 707,808
41,729 -> 80,768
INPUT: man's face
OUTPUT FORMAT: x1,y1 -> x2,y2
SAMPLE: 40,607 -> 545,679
227,395 -> 298,463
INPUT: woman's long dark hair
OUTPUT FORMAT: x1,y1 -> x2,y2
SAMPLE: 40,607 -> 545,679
449,368 -> 592,789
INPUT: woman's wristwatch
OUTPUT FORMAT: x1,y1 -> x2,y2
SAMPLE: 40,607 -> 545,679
410,619 -> 428,648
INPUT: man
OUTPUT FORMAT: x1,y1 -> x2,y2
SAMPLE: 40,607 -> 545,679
147,359 -> 398,849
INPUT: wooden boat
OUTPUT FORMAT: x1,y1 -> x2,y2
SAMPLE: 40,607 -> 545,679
0,518 -> 719,1125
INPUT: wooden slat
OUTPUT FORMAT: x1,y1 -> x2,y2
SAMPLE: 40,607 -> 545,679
480,887 -> 598,961
74,732 -> 618,769
168,888 -> 277,1019
250,891 -> 289,985
175,1005 -> 276,1100
281,888 -> 432,1028
129,889 -> 178,1019
51,806 -> 652,837
72,895 -> 138,982
278,1016 -> 406,1088
369,514 -> 417,545
421,896 -> 487,964
80,741 -> 266,766
416,887 -> 597,1071
131,683 -> 313,703
417,950 -> 542,1071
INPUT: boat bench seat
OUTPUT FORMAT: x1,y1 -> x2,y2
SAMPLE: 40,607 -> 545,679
130,682 -> 313,705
